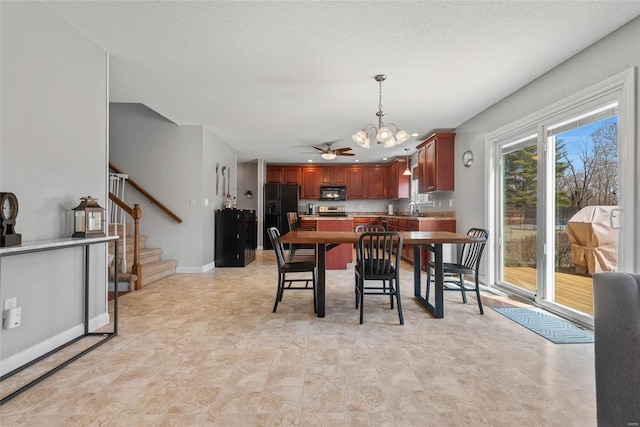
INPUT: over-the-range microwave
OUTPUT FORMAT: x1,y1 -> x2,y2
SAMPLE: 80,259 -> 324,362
319,186 -> 347,201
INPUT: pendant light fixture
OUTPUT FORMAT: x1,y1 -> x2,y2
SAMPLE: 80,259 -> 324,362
352,74 -> 412,149
403,148 -> 412,175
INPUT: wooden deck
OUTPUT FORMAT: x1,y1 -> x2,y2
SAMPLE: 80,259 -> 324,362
503,267 -> 594,316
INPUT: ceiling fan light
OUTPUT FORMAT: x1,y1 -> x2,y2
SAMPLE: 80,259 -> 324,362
377,126 -> 392,142
321,152 -> 337,160
383,136 -> 397,148
395,129 -> 410,143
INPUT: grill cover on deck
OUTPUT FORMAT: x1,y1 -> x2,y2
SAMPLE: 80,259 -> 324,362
566,206 -> 618,275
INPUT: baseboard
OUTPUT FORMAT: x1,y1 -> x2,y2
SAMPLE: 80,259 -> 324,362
1,312 -> 110,376
175,262 -> 214,274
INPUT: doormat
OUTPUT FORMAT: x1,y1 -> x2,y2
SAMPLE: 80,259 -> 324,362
491,307 -> 593,344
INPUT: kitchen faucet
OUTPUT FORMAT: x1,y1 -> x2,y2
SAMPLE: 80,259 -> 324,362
409,200 -> 419,216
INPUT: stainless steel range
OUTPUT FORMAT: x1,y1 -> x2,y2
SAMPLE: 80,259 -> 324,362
318,205 -> 347,217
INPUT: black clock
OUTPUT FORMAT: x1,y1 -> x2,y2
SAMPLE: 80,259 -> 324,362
1,192 -> 22,247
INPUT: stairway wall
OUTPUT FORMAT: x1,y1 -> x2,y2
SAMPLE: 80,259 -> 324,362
109,103 -> 237,272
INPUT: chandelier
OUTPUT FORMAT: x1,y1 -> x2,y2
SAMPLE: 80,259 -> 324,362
352,74 -> 411,149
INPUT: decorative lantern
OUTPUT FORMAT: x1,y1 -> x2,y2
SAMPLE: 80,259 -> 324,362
72,196 -> 105,238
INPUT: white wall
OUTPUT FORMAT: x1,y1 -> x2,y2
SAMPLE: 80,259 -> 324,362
453,16 -> 640,276
0,2 -> 108,367
109,103 -> 237,272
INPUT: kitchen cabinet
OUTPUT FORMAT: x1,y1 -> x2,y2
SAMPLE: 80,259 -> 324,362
347,167 -> 365,199
365,166 -> 388,199
283,167 -> 300,184
382,216 -> 456,267
320,166 -> 347,186
266,166 -> 300,184
300,167 -> 320,199
388,159 -> 410,199
299,218 -> 317,231
332,167 -> 347,185
215,209 -> 256,267
352,216 -> 375,230
266,166 -> 284,184
416,132 -> 455,193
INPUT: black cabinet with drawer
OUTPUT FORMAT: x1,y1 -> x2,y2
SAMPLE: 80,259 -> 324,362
215,209 -> 256,267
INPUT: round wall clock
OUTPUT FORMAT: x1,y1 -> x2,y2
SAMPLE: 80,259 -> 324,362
1,192 -> 22,247
462,150 -> 474,167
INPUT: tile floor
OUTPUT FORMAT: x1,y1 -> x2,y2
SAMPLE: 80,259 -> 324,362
0,250 -> 596,426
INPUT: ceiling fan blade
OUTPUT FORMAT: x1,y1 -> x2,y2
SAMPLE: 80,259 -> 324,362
312,146 -> 326,152
334,147 -> 353,153
337,152 -> 356,156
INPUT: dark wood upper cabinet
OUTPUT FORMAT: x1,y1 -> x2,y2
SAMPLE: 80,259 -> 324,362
364,166 -> 388,199
300,167 -> 320,199
333,167 -> 347,185
388,159 -> 410,199
320,168 -> 333,185
283,166 -> 300,185
319,166 -> 347,186
266,166 -> 300,185
267,162 -> 418,200
266,166 -> 284,184
347,166 -> 365,199
416,132 -> 455,193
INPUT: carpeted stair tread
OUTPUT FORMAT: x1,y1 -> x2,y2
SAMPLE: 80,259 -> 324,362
141,260 -> 178,287
114,247 -> 163,262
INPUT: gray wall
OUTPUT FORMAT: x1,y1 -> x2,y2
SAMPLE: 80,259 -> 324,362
452,16 -> 640,276
109,103 -> 237,272
0,2 -> 108,369
237,161 -> 259,212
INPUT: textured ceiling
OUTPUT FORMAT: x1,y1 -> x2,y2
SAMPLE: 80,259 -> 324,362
45,1 -> 640,164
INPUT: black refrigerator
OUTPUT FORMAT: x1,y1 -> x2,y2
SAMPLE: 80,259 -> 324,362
264,183 -> 299,249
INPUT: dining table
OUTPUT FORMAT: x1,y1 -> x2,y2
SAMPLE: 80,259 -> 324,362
279,230 -> 486,318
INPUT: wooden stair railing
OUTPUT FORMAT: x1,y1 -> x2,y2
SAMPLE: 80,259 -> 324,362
109,163 -> 183,224
109,193 -> 143,290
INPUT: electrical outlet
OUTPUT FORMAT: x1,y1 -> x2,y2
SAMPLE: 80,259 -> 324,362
449,199 -> 453,207
189,198 -> 196,206
4,297 -> 17,311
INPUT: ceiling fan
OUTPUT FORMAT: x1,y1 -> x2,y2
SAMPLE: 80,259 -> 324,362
311,142 -> 355,160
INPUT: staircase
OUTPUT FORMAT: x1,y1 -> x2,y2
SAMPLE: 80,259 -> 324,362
108,223 -> 178,290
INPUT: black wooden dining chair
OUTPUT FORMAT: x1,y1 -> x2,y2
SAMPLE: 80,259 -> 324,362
354,224 -> 387,305
354,231 -> 404,325
286,212 -> 316,262
267,227 -> 317,313
426,228 -> 489,314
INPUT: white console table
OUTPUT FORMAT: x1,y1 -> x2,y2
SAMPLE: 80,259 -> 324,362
0,236 -> 119,405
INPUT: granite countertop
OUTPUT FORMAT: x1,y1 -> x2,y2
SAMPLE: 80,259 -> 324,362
300,212 -> 455,221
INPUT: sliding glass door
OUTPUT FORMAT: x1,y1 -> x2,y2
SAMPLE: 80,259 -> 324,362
499,134 -> 538,296
543,105 -> 619,319
494,97 -> 630,326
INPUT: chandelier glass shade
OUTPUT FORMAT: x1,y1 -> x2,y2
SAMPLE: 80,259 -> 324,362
352,74 -> 411,149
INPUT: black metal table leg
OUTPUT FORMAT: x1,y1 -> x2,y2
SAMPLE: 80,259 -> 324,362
316,243 -> 326,317
413,243 -> 444,318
